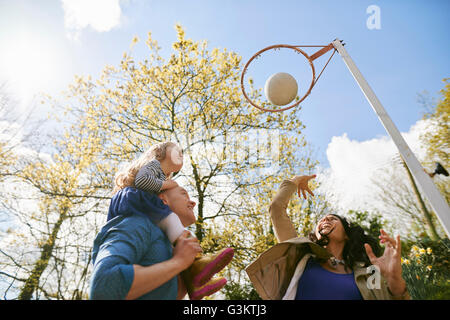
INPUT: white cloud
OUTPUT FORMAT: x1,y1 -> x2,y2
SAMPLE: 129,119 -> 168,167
316,120 -> 431,224
61,0 -> 123,41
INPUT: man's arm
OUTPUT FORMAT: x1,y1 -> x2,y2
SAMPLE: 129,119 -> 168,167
125,260 -> 184,300
125,231 -> 200,300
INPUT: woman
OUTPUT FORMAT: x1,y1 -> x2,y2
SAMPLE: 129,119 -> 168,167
246,174 -> 409,300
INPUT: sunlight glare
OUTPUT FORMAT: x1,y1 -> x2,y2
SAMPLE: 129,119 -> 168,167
2,32 -> 63,104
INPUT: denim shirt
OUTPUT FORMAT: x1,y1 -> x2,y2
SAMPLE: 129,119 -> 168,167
90,206 -> 177,299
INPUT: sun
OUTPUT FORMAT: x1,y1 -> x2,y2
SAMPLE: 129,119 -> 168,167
1,32 -> 64,104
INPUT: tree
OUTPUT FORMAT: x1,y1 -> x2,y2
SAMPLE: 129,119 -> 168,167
371,158 -> 445,240
1,25 -> 320,299
401,159 -> 440,240
370,79 -> 450,240
346,210 -> 386,239
0,82 -> 26,181
420,78 -> 449,169
419,78 -> 450,205
62,25 -> 315,239
57,25 -> 321,297
0,114 -> 109,299
0,83 -> 56,299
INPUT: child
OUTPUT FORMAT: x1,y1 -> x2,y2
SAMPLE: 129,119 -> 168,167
113,142 -> 234,300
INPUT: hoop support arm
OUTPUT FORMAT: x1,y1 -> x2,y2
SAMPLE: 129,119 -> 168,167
309,43 -> 334,61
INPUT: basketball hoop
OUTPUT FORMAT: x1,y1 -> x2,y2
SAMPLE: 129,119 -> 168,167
240,38 -> 450,237
240,43 -> 336,113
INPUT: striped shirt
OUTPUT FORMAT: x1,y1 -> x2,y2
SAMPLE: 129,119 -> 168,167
135,159 -> 166,193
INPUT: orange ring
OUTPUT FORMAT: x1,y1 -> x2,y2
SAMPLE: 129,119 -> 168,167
241,44 -> 316,113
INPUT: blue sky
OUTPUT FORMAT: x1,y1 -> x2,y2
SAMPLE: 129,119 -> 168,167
0,0 -> 449,166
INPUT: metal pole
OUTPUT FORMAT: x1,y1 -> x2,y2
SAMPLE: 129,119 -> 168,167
402,160 -> 440,240
332,38 -> 450,238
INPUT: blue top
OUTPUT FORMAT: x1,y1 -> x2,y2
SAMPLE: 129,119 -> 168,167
89,188 -> 177,300
295,258 -> 363,300
107,187 -> 172,225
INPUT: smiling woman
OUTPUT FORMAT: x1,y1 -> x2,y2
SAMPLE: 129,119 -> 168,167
246,174 -> 410,300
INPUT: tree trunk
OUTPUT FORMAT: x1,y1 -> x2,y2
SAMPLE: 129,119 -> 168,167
403,161 -> 440,240
195,193 -> 204,242
19,210 -> 67,300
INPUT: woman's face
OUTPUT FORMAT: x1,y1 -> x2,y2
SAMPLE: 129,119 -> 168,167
315,214 -> 348,243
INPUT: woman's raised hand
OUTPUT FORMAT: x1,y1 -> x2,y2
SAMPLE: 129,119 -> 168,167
290,174 -> 316,199
364,229 -> 402,278
364,229 -> 407,296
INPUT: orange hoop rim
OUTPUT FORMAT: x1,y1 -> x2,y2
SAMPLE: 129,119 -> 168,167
240,43 -> 334,113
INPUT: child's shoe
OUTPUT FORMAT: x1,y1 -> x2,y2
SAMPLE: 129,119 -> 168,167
189,277 -> 227,300
190,247 -> 234,287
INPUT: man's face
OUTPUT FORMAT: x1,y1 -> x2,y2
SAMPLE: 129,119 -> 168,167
159,186 -> 196,227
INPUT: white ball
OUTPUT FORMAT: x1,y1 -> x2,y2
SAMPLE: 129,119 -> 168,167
264,72 -> 298,106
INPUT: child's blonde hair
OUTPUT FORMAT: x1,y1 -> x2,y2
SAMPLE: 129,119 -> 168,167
113,141 -> 177,194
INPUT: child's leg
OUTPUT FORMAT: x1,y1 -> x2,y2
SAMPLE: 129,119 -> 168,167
189,277 -> 227,300
157,212 -> 186,244
189,247 -> 234,287
158,211 -> 234,291
180,270 -> 227,300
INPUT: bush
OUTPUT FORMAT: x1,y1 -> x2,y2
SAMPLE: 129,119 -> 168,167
401,238 -> 450,300
222,281 -> 261,300
346,210 -> 386,239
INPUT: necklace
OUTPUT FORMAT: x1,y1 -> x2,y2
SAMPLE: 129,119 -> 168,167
329,257 -> 345,268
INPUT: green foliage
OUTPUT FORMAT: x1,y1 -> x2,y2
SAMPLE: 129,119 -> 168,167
24,24 -> 317,299
420,78 -> 450,206
345,210 -> 386,239
421,78 -> 450,167
401,238 -> 450,300
222,281 -> 261,300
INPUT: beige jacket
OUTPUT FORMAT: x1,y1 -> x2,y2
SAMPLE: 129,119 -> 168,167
246,180 -> 410,300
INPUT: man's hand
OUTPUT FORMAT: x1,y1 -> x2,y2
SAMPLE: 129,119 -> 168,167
172,231 -> 202,270
290,174 -> 316,199
161,179 -> 179,191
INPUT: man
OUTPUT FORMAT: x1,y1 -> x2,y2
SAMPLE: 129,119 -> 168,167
89,185 -> 201,300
